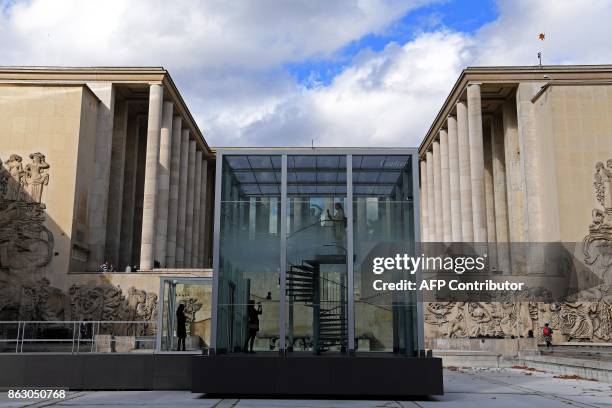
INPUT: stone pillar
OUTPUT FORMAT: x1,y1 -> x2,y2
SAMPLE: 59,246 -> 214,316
447,115 -> 462,242
483,120 -> 498,267
467,83 -> 487,242
197,160 -> 208,267
154,102 -> 174,268
456,100 -> 474,242
491,114 -> 511,274
105,98 -> 129,268
191,151 -> 203,267
502,97 -> 525,243
139,84 -> 164,271
131,118 -> 148,265
432,140 -> 443,241
119,114 -> 142,269
426,151 -> 435,242
516,82 -> 546,243
175,130 -> 190,267
439,129 -> 451,242
420,160 -> 429,242
86,83 -> 115,271
184,140 -> 196,267
166,116 -> 182,268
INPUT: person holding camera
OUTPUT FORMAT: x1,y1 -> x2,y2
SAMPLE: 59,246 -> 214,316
244,299 -> 262,353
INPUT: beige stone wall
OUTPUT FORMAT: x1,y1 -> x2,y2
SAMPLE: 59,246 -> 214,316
536,84 -> 612,242
0,85 -> 92,280
69,88 -> 99,273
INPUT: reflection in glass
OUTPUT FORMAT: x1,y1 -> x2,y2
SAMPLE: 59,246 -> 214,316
216,155 -> 281,353
352,155 -> 417,354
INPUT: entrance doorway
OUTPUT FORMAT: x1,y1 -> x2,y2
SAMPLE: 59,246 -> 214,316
156,277 -> 213,352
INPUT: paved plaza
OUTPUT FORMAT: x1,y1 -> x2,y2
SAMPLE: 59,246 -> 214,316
1,368 -> 610,407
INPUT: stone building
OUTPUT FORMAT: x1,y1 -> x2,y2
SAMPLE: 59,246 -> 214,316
0,67 -> 213,331
1,65 -> 611,353
418,65 -> 612,345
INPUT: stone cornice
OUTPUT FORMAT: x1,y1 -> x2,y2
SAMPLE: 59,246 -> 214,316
0,66 -> 212,157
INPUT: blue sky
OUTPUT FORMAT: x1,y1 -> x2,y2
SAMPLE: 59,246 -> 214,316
287,0 -> 499,87
2,0 -> 612,147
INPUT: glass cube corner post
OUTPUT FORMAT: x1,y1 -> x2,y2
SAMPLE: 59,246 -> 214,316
211,149 -> 423,356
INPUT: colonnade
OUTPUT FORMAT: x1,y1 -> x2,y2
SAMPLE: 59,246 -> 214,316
139,84 -> 209,270
104,83 -> 209,271
419,82 -> 540,273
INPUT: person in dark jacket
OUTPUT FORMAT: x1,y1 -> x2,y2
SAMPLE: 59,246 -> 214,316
244,300 -> 262,353
176,303 -> 187,351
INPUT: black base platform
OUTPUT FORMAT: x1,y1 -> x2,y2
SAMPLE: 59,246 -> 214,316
192,354 -> 444,396
0,353 -> 194,390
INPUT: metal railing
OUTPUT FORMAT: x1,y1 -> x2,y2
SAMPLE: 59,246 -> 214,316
0,320 -> 157,354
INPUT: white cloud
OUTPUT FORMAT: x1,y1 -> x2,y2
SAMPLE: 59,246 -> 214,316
2,0 -> 612,147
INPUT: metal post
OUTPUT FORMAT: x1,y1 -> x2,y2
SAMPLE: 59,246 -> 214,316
411,152 -> 425,352
346,154 -> 355,353
20,322 -> 25,353
15,321 -> 20,353
279,154 -> 287,354
210,152 -> 224,352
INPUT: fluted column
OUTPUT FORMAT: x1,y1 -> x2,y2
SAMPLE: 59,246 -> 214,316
175,130 -> 190,267
457,100 -> 474,242
467,83 -> 487,242
105,98 -> 129,267
184,140 -> 196,267
166,116 -> 182,267
420,160 -> 429,242
197,160 -> 208,267
154,102 -> 174,268
492,114 -> 511,274
502,97 -> 525,243
426,151 -> 435,242
447,115 -> 462,242
139,84 -> 163,271
119,115 -> 142,268
191,151 -> 203,267
439,129 -> 451,242
432,140 -> 443,241
483,121 -> 498,267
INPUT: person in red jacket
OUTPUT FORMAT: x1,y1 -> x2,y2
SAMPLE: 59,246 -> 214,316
543,323 -> 553,349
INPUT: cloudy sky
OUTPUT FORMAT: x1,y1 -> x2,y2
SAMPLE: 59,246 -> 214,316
1,0 -> 611,147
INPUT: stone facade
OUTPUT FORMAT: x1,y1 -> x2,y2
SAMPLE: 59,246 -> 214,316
419,66 -> 612,344
0,68 -> 214,329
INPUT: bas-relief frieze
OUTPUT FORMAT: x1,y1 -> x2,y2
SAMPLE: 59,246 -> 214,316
425,158 -> 612,343
0,153 -> 53,276
0,152 -> 160,329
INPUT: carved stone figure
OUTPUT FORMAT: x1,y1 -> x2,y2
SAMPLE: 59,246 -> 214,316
23,153 -> 49,204
4,154 -> 24,201
0,199 -> 54,274
583,158 -> 612,284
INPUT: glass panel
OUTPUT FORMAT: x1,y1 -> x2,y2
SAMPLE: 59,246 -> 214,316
159,279 -> 212,352
217,155 -> 281,353
352,155 -> 418,355
286,155 -> 348,354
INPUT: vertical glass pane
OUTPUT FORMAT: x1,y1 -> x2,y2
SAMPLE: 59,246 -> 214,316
217,155 -> 281,353
286,155 -> 348,354
160,279 -> 212,352
352,155 -> 418,354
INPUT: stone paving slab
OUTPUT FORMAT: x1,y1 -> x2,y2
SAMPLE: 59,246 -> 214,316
0,368 -> 610,407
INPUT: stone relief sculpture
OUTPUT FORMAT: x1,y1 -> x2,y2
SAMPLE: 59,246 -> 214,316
23,152 -> 50,205
68,282 -> 158,335
425,160 -> 612,343
583,158 -> 612,284
0,153 -> 53,275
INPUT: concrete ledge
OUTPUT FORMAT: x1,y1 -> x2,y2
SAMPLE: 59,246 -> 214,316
0,354 -> 193,390
517,354 -> 612,383
433,350 -> 505,368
